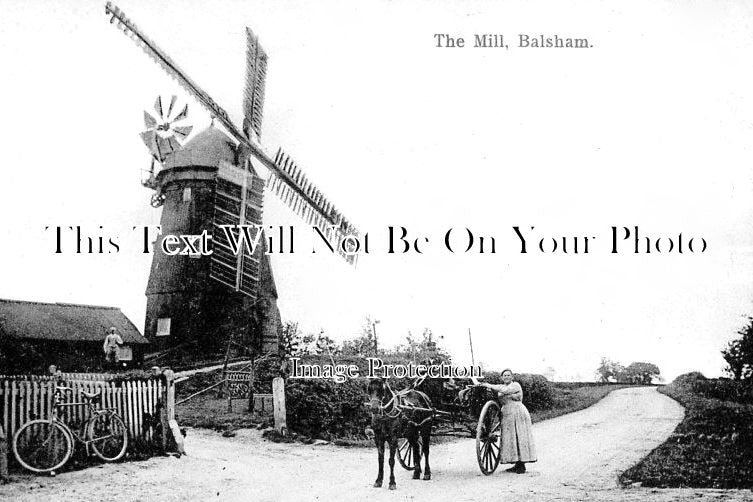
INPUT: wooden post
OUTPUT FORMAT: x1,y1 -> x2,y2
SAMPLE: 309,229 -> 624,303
161,369 -> 185,455
218,331 -> 234,399
0,425 -> 8,483
272,377 -> 287,436
159,373 -> 169,453
247,352 -> 255,413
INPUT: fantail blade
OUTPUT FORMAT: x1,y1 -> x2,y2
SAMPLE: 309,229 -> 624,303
144,110 -> 157,130
154,96 -> 163,119
167,94 -> 177,117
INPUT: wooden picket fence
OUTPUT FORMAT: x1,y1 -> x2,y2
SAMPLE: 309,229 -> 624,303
0,372 -> 172,451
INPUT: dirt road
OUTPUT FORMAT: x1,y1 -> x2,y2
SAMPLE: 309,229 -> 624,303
1,387 -> 750,501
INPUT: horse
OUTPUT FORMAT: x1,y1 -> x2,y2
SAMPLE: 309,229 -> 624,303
366,377 -> 434,490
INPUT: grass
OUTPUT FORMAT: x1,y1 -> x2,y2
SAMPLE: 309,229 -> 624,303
620,376 -> 753,489
530,382 -> 630,423
176,394 -> 273,430
175,370 -> 273,431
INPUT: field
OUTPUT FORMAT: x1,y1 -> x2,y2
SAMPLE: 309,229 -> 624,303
530,382 -> 630,423
620,373 -> 753,488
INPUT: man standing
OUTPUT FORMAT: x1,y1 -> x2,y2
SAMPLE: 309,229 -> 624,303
103,327 -> 123,368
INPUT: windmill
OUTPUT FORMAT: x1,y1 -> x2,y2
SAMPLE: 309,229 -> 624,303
104,3 -> 360,355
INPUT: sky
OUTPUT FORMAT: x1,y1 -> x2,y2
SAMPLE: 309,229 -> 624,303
1,0 -> 753,381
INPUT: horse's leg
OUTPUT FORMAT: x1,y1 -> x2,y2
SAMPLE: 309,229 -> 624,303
421,420 -> 432,480
388,437 -> 397,490
403,423 -> 420,479
374,434 -> 384,488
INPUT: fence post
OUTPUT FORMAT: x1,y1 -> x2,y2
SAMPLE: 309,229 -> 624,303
162,370 -> 173,419
247,354 -> 255,412
161,369 -> 185,455
159,371 -> 170,453
272,377 -> 287,436
0,425 -> 8,483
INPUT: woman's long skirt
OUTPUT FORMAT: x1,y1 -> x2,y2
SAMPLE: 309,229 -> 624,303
500,400 -> 537,463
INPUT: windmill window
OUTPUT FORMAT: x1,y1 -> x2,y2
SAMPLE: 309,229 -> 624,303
156,317 -> 171,337
182,187 -> 192,202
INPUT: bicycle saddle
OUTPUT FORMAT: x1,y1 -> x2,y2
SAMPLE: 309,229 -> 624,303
81,390 -> 102,402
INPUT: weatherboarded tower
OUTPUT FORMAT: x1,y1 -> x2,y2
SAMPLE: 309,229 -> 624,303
143,127 -> 281,355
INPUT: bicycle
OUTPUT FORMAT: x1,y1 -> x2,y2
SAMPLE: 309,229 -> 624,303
11,385 -> 129,474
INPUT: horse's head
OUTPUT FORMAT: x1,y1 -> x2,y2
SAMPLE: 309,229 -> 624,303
367,377 -> 386,409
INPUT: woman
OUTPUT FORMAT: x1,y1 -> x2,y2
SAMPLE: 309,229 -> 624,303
481,369 -> 537,473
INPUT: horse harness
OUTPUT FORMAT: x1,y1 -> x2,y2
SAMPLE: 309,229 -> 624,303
370,381 -> 434,428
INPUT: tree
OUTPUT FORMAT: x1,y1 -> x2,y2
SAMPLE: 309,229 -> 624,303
280,321 -> 302,358
402,331 -> 419,362
394,331 -> 421,362
543,366 -> 557,381
297,333 -> 320,356
621,362 -> 661,384
412,328 -> 451,364
722,317 -> 753,380
393,330 -> 445,363
596,357 -> 624,383
341,317 -> 378,356
280,323 -> 342,359
315,333 -> 340,359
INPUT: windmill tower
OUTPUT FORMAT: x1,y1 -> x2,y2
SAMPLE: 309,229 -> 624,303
105,3 -> 359,357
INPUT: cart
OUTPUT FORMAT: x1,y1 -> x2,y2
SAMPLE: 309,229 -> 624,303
394,383 -> 504,475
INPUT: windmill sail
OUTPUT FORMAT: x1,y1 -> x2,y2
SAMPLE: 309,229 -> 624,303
269,149 -> 359,265
211,160 -> 265,299
105,2 -> 237,138
243,28 -> 268,141
106,2 -> 360,266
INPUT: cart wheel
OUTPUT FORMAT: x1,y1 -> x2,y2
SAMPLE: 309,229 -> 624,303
476,400 -> 502,475
397,437 -> 422,470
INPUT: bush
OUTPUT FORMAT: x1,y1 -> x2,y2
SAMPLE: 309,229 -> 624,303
483,371 -> 554,412
673,371 -> 707,386
285,378 -> 371,439
685,378 -> 753,406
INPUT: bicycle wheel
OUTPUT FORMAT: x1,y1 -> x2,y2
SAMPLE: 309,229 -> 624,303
12,419 -> 73,474
88,412 -> 128,461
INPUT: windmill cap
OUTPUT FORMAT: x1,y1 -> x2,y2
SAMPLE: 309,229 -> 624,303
163,126 -> 236,169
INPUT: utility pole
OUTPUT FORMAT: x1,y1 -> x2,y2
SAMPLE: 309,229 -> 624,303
468,328 -> 480,385
372,319 -> 380,355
